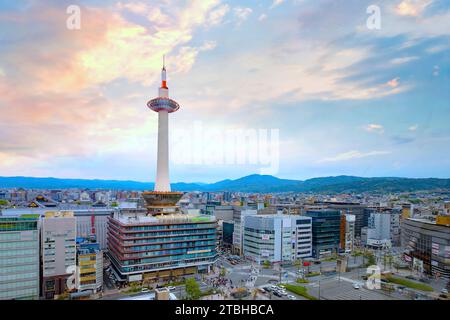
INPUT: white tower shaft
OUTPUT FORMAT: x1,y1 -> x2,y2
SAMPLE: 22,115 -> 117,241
155,110 -> 170,192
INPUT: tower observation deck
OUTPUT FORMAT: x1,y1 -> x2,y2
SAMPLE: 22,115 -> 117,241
143,57 -> 183,215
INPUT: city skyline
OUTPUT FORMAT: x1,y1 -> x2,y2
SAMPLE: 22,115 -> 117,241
1,0 -> 450,183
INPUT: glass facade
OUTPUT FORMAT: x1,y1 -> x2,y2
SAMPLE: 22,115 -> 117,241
305,210 -> 341,259
0,216 -> 40,300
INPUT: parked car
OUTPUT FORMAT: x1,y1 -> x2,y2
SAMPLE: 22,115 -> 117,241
273,291 -> 282,297
287,295 -> 296,300
141,288 -> 150,293
441,288 -> 448,294
353,283 -> 360,289
167,286 -> 176,291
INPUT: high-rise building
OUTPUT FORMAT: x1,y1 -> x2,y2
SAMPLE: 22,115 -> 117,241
243,215 -> 312,264
305,210 -> 341,259
107,60 -> 218,284
325,202 -> 366,238
41,211 -> 76,299
0,214 -> 40,300
232,207 -> 257,256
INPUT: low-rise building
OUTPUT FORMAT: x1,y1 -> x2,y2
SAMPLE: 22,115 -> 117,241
76,237 -> 103,294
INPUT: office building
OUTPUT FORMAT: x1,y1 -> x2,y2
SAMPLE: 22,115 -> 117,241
0,214 -> 40,300
325,202 -> 366,238
401,217 -> 450,280
107,210 -> 218,283
243,215 -> 312,264
305,210 -> 341,259
41,211 -> 77,299
232,208 -> 257,256
222,221 -> 234,248
366,209 -> 401,248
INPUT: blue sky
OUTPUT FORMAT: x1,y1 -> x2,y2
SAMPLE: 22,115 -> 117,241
0,0 -> 449,183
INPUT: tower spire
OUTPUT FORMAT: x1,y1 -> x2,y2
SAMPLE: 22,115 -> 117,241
161,55 -> 167,89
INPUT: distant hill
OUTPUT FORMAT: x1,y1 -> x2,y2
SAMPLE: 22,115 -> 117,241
0,175 -> 449,193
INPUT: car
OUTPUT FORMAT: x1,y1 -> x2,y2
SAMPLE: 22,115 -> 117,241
270,285 -> 278,290
314,261 -> 321,265
280,291 -> 288,296
273,291 -> 282,297
141,288 -> 150,293
441,288 -> 448,294
353,283 -> 360,289
258,288 -> 267,294
406,275 -> 416,280
167,286 -> 176,291
287,295 -> 296,300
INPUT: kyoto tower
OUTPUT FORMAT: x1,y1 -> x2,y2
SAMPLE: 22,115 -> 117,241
143,57 -> 183,215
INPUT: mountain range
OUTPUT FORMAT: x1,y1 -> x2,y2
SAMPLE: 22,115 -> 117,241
1,175 -> 450,193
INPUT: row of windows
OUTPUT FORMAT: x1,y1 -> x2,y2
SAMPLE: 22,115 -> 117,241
0,256 -> 38,266
125,240 -> 216,252
120,256 -> 217,273
123,234 -> 216,245
0,264 -> 37,275
0,271 -> 38,282
0,287 -> 38,300
0,248 -> 38,257
113,228 -> 216,239
116,250 -> 217,266
123,223 -> 216,232
0,241 -> 38,249
0,279 -> 38,291
122,246 -> 216,260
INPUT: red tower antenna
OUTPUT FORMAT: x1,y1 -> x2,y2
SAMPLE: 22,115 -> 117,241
91,209 -> 96,236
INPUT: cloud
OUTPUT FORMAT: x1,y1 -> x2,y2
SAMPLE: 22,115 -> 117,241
233,7 -> 253,25
409,124 -> 419,131
318,150 -> 391,163
270,0 -> 284,9
395,0 -> 432,17
365,124 -> 385,134
117,1 -> 149,15
386,77 -> 400,88
207,4 -> 230,26
390,56 -> 419,65
258,14 -> 268,21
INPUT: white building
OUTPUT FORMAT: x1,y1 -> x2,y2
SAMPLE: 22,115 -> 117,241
232,208 -> 257,255
242,215 -> 312,264
342,214 -> 356,253
41,211 -> 77,299
367,212 -> 399,248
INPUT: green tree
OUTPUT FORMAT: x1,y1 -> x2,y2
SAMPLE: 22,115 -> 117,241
0,200 -> 9,206
185,278 -> 201,300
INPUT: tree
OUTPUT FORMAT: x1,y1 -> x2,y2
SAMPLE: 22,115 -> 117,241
185,278 -> 201,300
262,260 -> 271,269
0,200 -> 9,206
220,267 -> 226,277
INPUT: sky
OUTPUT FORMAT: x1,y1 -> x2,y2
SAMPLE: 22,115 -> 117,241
0,0 -> 449,183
